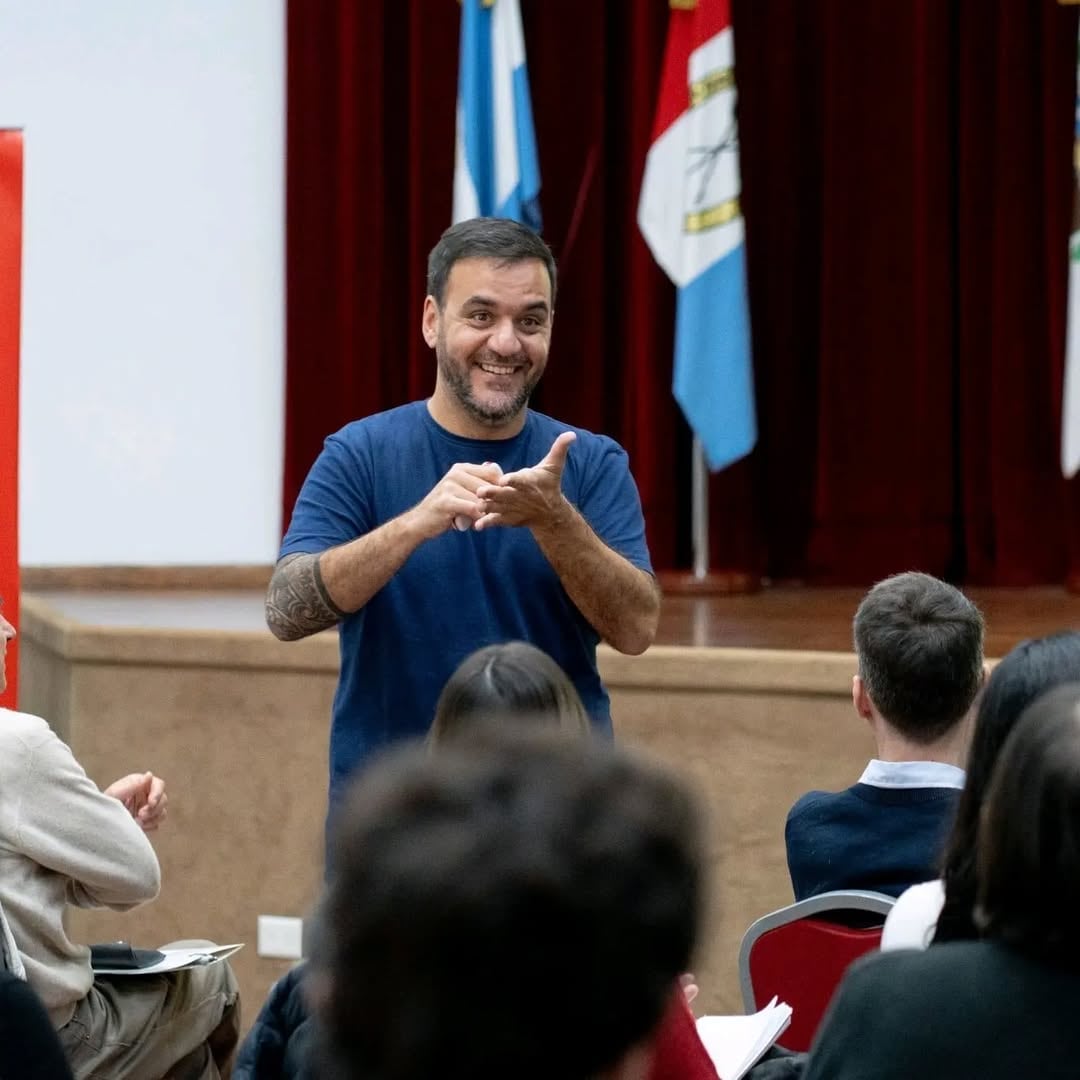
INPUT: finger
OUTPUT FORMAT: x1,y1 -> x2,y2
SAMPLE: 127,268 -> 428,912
147,776 -> 166,805
538,431 -> 576,471
444,495 -> 485,522
451,462 -> 505,488
478,467 -> 532,493
473,512 -> 508,531
475,483 -> 515,502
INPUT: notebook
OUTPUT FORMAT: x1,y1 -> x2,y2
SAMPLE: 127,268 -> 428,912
696,997 -> 794,1080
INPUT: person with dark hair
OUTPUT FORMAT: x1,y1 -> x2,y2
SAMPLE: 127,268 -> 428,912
804,683 -> 1080,1080
308,732 -> 703,1080
236,647 -> 731,1080
431,639 -> 590,742
882,630 -> 1080,949
266,216 -> 659,825
785,572 -> 985,899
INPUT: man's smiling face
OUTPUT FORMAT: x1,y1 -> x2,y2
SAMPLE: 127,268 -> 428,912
424,256 -> 553,435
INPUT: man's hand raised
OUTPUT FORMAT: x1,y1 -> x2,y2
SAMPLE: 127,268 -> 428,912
406,461 -> 505,540
473,431 -> 576,531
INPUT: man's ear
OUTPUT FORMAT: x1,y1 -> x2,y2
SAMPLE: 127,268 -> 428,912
853,675 -> 874,721
421,295 -> 440,348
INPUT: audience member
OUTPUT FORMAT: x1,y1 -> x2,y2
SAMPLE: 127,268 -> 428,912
237,644 -> 721,1080
882,629 -> 1080,949
431,639 -> 590,741
0,609 -> 240,1079
308,731 -> 702,1080
235,643 -> 592,1080
0,971 -> 74,1080
785,572 -> 984,899
804,682 -> 1080,1080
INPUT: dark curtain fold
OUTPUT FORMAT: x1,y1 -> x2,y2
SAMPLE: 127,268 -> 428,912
286,0 -> 1080,585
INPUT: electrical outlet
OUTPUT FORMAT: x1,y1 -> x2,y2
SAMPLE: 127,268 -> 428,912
257,915 -> 304,959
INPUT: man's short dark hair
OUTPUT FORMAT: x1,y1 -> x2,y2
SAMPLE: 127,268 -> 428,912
311,731 -> 703,1080
853,571 -> 985,743
426,217 -> 557,309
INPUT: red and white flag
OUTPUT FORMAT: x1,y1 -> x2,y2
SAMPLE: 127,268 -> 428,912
637,0 -> 755,471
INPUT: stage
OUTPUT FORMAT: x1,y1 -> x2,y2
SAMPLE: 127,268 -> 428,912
15,574 -> 1080,1023
20,573 -> 1080,653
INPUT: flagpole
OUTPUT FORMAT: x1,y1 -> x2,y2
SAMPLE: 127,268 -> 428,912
691,437 -> 709,579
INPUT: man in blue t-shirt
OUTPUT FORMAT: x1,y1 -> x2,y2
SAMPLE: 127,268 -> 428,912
785,572 -> 984,900
267,217 -> 660,814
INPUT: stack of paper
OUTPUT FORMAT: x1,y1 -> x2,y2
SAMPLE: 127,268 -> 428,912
696,997 -> 793,1080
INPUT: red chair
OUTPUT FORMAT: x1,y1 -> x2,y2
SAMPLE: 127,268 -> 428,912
647,986 -> 720,1080
737,890 -> 894,1053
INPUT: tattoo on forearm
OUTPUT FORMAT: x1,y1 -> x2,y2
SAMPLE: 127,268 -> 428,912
265,553 -> 347,641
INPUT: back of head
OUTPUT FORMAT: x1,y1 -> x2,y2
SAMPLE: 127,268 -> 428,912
431,641 -> 590,745
853,571 -> 984,743
936,631 -> 1080,943
975,682 -> 1080,966
426,217 -> 557,309
312,731 -> 703,1080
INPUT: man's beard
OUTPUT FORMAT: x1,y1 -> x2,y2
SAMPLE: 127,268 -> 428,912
437,343 -> 542,427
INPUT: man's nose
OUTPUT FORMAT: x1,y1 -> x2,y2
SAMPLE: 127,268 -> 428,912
488,318 -> 520,356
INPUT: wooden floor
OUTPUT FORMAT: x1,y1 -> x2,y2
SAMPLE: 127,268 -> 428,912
26,584 -> 1080,658
656,585 -> 1080,656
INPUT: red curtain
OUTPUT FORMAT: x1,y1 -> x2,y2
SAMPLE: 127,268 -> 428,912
285,0 -> 1080,585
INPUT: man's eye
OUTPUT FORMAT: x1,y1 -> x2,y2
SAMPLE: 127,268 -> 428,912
468,311 -> 491,323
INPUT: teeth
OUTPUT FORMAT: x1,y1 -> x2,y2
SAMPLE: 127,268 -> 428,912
479,363 -> 517,375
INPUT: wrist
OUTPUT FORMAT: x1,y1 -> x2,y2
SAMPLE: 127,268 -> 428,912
399,506 -> 439,544
530,495 -> 576,540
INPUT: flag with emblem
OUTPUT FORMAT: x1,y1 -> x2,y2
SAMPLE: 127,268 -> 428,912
638,0 -> 755,470
453,0 -> 541,230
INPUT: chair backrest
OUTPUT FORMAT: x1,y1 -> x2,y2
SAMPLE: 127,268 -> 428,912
738,890 -> 894,1053
0,897 -> 26,979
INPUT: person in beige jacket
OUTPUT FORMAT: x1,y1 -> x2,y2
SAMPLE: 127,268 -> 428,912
0,607 -> 239,1079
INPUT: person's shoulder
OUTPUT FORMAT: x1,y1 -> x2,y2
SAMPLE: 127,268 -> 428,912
0,710 -> 65,789
329,401 -> 426,443
787,788 -> 844,821
526,411 -> 628,471
0,707 -> 55,743
881,879 -> 945,951
527,410 -> 624,450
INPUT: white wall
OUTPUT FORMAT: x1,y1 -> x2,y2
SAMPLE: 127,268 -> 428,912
0,0 -> 284,565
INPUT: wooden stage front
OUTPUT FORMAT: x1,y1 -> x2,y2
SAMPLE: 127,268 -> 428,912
19,578 -> 1080,654
14,576 -> 1080,1025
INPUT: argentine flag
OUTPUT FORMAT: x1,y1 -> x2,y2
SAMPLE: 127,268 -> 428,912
638,0 -> 755,471
453,0 -> 541,230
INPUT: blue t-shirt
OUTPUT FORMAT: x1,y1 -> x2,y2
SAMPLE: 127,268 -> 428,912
280,402 -> 653,805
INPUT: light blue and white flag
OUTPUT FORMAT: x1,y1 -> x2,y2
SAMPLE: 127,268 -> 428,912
453,0 -> 541,230
638,0 -> 755,471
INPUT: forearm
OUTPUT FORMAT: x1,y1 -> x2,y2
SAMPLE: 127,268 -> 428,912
266,514 -> 427,641
531,498 -> 661,655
